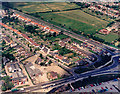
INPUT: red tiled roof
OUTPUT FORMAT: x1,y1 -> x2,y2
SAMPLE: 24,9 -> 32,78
27,19 -> 31,22
16,14 -> 19,17
56,55 -> 63,60
21,34 -> 39,46
50,29 -> 59,34
45,27 -> 50,30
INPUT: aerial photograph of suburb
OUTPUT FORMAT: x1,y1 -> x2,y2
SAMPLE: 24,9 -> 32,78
0,0 -> 120,93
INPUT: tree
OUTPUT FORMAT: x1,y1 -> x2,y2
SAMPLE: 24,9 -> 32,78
40,62 -> 45,66
39,54 -> 43,59
48,60 -> 52,65
1,85 -> 6,91
3,76 -> 11,83
2,40 -> 6,45
2,76 -> 14,91
30,48 -> 32,52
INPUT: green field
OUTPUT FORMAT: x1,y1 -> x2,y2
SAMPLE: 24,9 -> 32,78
95,33 -> 118,43
11,2 -> 80,13
34,10 -> 108,34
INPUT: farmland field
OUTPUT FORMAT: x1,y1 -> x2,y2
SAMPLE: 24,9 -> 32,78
94,33 -> 118,43
10,2 -> 80,13
33,10 -> 108,34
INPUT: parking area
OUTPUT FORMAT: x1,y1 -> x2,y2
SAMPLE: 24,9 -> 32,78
73,78 -> 120,93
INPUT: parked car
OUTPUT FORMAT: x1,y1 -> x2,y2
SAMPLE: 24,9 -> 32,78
101,87 -> 104,90
94,84 -> 97,86
105,86 -> 108,89
92,89 -> 96,93
79,87 -> 81,90
98,89 -> 108,93
113,79 -> 118,81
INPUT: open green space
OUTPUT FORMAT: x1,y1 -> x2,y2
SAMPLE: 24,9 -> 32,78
94,33 -> 118,43
10,2 -> 80,13
30,10 -> 108,35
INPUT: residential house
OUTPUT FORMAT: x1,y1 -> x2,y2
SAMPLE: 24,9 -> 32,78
3,37 -> 12,45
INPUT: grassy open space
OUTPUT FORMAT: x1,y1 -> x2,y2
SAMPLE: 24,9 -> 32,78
94,33 -> 118,43
33,10 -> 108,35
10,2 -> 80,13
